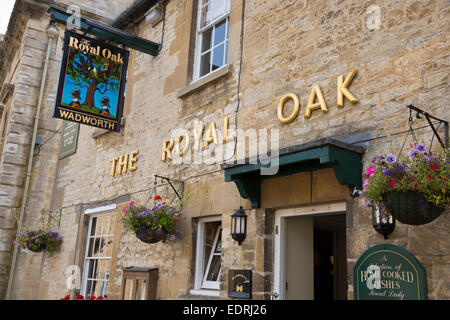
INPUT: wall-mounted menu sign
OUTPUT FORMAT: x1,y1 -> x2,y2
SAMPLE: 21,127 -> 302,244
53,30 -> 129,132
59,120 -> 79,159
229,270 -> 252,299
353,244 -> 426,300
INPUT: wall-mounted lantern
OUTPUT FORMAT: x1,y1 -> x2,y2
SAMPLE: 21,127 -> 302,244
372,204 -> 395,239
231,206 -> 247,245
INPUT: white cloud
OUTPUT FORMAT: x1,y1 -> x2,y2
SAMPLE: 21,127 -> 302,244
0,0 -> 16,35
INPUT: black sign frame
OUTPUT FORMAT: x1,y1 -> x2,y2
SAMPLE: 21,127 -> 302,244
53,30 -> 129,132
228,270 -> 252,299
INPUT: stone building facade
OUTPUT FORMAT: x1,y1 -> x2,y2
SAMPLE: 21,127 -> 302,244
0,0 -> 448,300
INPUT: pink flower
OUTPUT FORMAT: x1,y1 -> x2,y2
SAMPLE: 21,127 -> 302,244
129,201 -> 135,207
444,177 -> 448,182
177,213 -> 183,217
414,183 -> 418,189
390,180 -> 397,186
427,175 -> 433,180
122,207 -> 127,212
366,165 -> 375,177
362,180 -> 369,190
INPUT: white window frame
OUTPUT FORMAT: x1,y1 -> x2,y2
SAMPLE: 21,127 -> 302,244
193,0 -> 230,81
191,216 -> 222,296
201,226 -> 222,289
80,204 -> 116,298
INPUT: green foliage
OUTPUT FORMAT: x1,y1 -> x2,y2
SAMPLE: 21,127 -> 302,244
67,48 -> 121,95
360,144 -> 449,209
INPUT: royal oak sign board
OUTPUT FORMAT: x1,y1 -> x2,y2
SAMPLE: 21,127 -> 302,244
53,30 -> 129,132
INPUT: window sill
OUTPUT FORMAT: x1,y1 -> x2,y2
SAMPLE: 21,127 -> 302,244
189,289 -> 220,297
176,64 -> 231,99
92,117 -> 126,138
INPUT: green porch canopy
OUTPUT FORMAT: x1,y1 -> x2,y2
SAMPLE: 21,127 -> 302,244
48,5 -> 160,56
221,138 -> 365,208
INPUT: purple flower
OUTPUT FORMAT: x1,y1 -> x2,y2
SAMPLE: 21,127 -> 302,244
383,169 -> 391,176
416,144 -> 426,153
408,149 -> 416,159
385,154 -> 397,163
371,156 -> 378,164
57,236 -> 61,241
19,232 -> 23,237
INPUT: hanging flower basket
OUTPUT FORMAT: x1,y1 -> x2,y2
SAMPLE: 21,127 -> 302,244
135,226 -> 166,244
15,230 -> 62,253
121,196 -> 184,244
355,143 -> 448,227
382,191 -> 444,225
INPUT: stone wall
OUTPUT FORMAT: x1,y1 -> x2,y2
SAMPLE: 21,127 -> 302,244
2,0 -> 448,300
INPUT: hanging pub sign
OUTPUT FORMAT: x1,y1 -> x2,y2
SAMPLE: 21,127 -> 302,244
53,30 -> 129,132
353,244 -> 426,300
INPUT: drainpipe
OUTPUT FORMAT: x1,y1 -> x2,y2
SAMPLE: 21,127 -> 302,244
5,21 -> 59,300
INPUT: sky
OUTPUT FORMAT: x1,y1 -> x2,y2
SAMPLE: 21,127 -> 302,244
0,0 -> 16,35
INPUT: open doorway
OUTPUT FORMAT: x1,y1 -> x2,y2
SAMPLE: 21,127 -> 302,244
274,203 -> 347,300
313,214 -> 347,300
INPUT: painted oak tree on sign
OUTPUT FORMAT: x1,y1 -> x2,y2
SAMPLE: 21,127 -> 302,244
67,47 -> 121,113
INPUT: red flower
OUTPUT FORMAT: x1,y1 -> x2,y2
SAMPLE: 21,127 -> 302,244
154,195 -> 162,201
90,296 -> 96,300
390,180 -> 397,186
96,296 -> 103,300
427,174 -> 433,180
76,294 -> 84,300
414,183 -> 418,189
177,213 -> 183,217
60,294 -> 71,300
429,163 -> 439,170
173,219 -> 178,223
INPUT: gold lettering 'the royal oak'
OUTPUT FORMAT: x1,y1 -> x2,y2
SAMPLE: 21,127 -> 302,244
304,85 -> 328,119
110,151 -> 139,177
337,69 -> 358,107
162,139 -> 174,162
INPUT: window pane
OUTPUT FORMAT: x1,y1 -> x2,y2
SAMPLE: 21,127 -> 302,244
206,255 -> 221,281
201,2 -> 212,27
212,0 -> 226,21
214,231 -> 222,253
213,20 -> 227,46
200,51 -> 211,77
201,28 -> 213,53
212,43 -> 225,70
90,218 -> 97,236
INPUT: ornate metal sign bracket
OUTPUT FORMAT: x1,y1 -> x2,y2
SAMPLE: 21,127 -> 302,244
407,104 -> 449,149
154,175 -> 184,200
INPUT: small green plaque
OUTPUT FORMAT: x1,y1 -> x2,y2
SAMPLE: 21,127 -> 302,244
59,120 -> 80,159
353,244 -> 426,300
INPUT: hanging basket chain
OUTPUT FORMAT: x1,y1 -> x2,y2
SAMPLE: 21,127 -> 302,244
145,175 -> 159,207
